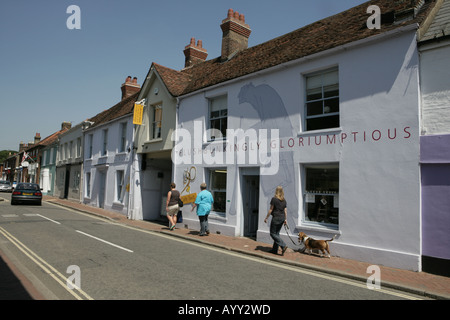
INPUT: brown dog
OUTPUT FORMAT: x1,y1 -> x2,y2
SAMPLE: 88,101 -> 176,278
298,232 -> 336,258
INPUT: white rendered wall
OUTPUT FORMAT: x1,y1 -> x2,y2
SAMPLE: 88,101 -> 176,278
175,31 -> 422,270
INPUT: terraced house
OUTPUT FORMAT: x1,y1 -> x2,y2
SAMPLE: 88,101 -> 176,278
130,0 -> 448,272
82,77 -> 140,215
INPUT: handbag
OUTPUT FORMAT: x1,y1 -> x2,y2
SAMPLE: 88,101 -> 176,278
177,210 -> 183,223
178,197 -> 184,207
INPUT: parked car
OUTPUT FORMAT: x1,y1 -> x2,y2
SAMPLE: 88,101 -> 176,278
11,183 -> 42,205
0,180 -> 12,192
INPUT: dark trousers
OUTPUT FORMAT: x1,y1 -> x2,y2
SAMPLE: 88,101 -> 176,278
199,215 -> 209,235
270,217 -> 286,252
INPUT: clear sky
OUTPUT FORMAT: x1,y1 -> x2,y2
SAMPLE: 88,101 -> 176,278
0,0 -> 367,151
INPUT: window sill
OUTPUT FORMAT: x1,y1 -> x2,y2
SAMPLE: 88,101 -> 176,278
297,222 -> 341,236
209,212 -> 227,223
297,127 -> 343,137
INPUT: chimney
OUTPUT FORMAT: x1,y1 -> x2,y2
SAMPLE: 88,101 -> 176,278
220,9 -> 251,61
183,37 -> 208,68
19,142 -> 26,152
34,133 -> 41,145
61,122 -> 72,131
121,76 -> 140,100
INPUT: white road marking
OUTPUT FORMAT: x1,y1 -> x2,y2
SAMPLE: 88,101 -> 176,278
0,226 -> 93,300
36,214 -> 61,225
75,230 -> 133,253
2,214 -> 18,218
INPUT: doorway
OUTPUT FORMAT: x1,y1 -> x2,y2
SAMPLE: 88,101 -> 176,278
64,166 -> 71,199
243,175 -> 260,238
98,170 -> 106,209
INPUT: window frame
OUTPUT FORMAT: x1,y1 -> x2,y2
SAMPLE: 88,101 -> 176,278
207,168 -> 227,216
102,129 -> 108,156
151,104 -> 162,140
302,163 -> 339,228
116,170 -> 125,203
304,67 -> 340,132
119,122 -> 127,153
208,95 -> 228,141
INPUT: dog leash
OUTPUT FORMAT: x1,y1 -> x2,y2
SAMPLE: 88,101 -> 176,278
284,223 -> 298,245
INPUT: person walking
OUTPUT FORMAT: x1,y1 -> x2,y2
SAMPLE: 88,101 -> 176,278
191,183 -> 214,236
166,182 -> 180,231
264,186 -> 288,255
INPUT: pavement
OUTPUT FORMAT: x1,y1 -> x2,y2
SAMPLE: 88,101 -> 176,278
3,195 -> 450,300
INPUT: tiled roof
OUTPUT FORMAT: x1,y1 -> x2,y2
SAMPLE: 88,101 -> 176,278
27,127 -> 70,150
87,91 -> 140,129
155,0 -> 438,97
421,0 -> 450,41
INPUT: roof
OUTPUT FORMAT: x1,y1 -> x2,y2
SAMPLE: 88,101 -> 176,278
420,0 -> 450,41
154,0 -> 438,97
25,126 -> 71,152
87,91 -> 140,130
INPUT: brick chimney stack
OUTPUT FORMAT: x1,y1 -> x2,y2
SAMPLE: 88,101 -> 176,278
183,37 -> 208,68
34,133 -> 41,145
220,9 -> 251,61
61,122 -> 72,131
121,76 -> 140,100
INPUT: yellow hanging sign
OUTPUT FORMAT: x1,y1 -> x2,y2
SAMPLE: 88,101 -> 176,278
133,103 -> 144,125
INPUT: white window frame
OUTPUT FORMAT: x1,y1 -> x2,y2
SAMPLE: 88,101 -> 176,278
102,129 -> 108,156
208,95 -> 228,141
302,163 -> 339,228
87,134 -> 93,159
304,68 -> 339,131
119,122 -> 127,153
116,170 -> 125,203
207,168 -> 227,216
151,104 -> 162,140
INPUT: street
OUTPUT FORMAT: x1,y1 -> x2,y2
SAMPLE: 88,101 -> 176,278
0,193 -> 426,301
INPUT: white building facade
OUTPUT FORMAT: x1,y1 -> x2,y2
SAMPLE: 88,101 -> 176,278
82,77 -> 140,216
166,2 -> 440,271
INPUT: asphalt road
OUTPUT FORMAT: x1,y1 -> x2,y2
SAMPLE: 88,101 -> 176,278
0,193 -> 425,302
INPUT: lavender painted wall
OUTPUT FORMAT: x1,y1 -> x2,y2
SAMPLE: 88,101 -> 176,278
421,134 -> 450,260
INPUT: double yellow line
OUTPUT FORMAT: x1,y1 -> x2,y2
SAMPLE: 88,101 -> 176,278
0,226 -> 93,300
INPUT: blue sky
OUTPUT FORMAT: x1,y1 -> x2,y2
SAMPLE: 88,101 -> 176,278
0,0 -> 367,151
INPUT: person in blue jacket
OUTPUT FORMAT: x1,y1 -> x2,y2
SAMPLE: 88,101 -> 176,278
191,183 -> 214,236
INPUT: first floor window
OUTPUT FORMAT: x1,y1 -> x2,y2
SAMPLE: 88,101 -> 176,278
303,164 -> 339,226
305,68 -> 339,131
102,129 -> 108,156
152,104 -> 162,139
116,170 -> 125,203
208,169 -> 226,214
209,95 -> 227,141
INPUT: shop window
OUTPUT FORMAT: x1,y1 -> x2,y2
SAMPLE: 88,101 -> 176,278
305,68 -> 339,131
303,164 -> 339,226
209,95 -> 227,141
208,169 -> 227,214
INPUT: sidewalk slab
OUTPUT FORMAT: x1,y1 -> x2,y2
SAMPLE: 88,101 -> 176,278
44,196 -> 450,300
